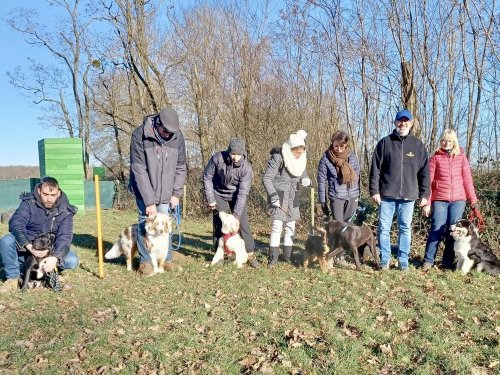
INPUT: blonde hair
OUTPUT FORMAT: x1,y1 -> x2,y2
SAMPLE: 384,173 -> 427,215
436,129 -> 460,156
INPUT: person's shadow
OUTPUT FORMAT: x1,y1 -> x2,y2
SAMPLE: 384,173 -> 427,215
72,234 -> 113,252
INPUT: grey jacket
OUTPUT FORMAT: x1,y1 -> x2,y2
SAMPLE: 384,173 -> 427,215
262,147 -> 308,222
203,151 -> 253,218
129,114 -> 187,207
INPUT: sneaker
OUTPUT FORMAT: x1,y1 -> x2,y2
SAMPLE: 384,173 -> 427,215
422,262 -> 433,271
380,264 -> 390,271
0,279 -> 19,293
137,262 -> 155,277
400,267 -> 410,272
248,257 -> 261,269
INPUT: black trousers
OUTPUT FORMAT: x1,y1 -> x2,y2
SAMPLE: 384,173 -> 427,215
212,194 -> 255,253
330,197 -> 358,222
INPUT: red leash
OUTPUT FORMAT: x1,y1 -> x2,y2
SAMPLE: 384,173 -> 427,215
468,207 -> 485,233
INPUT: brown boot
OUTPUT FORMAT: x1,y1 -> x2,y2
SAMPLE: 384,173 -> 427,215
247,252 -> 261,269
137,262 -> 155,277
0,279 -> 19,294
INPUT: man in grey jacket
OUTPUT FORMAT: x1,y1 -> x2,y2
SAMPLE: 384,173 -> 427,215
203,138 -> 260,268
129,107 -> 187,276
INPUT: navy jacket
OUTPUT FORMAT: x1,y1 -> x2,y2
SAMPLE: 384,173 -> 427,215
9,186 -> 76,262
203,151 -> 253,218
369,130 -> 430,200
317,151 -> 360,202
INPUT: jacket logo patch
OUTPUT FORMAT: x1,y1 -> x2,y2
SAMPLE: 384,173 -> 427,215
406,152 -> 415,158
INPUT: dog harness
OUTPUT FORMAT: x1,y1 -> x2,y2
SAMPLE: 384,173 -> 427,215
223,233 -> 237,255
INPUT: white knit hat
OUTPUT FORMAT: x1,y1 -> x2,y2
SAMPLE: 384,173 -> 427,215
287,129 -> 307,148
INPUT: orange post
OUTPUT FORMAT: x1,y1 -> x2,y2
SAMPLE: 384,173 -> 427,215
94,175 -> 104,278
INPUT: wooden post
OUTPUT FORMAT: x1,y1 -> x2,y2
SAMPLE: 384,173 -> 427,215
95,175 -> 104,278
183,185 -> 187,219
310,188 -> 315,234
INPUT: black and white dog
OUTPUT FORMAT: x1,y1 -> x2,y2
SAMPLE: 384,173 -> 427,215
450,219 -> 500,276
21,232 -> 56,291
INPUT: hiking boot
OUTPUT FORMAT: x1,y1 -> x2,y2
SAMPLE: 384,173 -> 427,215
283,246 -> 292,263
268,247 -> 280,269
138,262 -> 155,277
247,253 -> 261,269
163,261 -> 175,271
0,279 -> 19,294
422,262 -> 433,271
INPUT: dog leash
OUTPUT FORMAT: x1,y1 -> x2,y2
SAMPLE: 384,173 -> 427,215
468,206 -> 485,233
168,205 -> 182,251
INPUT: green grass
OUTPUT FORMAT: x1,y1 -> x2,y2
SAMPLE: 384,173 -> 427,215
0,210 -> 499,374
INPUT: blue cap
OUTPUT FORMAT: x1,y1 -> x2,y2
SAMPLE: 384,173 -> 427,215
395,109 -> 413,121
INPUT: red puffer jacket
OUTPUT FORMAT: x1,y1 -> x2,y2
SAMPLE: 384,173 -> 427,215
428,148 -> 477,205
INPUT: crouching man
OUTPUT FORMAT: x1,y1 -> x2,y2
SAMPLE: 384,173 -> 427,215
0,177 -> 79,293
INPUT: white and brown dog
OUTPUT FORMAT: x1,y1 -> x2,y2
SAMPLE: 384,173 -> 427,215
211,212 -> 248,268
105,213 -> 172,273
450,218 -> 500,276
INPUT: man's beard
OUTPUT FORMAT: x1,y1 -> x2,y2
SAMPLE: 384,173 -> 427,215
396,127 -> 410,137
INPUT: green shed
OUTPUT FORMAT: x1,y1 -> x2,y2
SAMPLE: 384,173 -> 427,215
38,138 -> 85,213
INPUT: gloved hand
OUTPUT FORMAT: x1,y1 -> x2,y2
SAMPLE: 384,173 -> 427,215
301,177 -> 311,187
271,200 -> 281,208
39,256 -> 58,273
321,202 -> 330,216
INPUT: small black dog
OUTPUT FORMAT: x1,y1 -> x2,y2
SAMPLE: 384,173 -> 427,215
21,232 -> 56,291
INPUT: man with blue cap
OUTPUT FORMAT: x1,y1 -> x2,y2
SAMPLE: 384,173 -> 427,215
369,109 -> 430,271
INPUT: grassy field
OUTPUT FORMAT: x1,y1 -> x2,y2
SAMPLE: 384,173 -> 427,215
0,210 -> 498,375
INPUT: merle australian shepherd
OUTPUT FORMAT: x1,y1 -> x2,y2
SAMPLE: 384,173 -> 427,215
450,219 -> 500,276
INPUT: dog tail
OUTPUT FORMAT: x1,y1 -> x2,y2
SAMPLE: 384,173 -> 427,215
105,242 -> 122,259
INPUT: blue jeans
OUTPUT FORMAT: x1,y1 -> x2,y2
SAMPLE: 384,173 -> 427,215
136,199 -> 173,264
0,233 -> 79,279
424,200 -> 466,266
378,199 -> 415,269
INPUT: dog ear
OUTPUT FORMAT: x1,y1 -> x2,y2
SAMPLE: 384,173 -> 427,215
165,215 -> 172,233
231,216 -> 240,233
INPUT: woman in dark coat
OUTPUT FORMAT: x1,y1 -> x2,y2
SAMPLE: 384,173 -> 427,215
262,130 -> 311,267
317,130 -> 360,222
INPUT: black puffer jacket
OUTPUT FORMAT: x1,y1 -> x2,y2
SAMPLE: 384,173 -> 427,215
203,151 -> 253,218
9,186 -> 77,262
369,130 -> 430,200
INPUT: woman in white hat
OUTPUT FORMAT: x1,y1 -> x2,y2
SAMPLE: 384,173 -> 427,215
262,130 -> 311,268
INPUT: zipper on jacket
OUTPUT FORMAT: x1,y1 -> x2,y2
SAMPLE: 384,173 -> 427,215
448,153 -> 453,201
400,137 -> 404,198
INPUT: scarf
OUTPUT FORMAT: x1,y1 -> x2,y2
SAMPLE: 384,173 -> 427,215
326,145 -> 357,186
282,143 -> 307,177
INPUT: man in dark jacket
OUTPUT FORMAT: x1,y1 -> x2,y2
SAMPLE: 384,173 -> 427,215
0,177 -> 79,293
203,138 -> 260,268
369,109 -> 430,271
129,107 -> 187,276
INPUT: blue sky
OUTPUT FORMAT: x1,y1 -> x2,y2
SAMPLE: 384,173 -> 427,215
0,2 -> 63,166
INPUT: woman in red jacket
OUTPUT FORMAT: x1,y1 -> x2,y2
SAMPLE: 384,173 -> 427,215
422,129 -> 478,270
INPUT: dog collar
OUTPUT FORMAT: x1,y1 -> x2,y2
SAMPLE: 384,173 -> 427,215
223,233 -> 237,255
